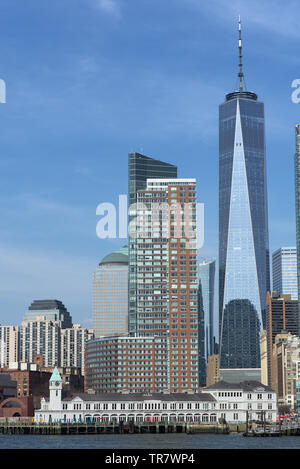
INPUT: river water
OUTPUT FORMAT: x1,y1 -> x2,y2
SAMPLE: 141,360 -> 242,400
1,432 -> 300,449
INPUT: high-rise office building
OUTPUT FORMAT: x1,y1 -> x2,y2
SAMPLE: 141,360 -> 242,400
134,178 -> 199,392
265,291 -> 299,386
92,246 -> 128,338
24,300 -> 72,329
219,19 -> 270,369
295,124 -> 300,330
272,247 -> 298,300
128,152 -> 177,335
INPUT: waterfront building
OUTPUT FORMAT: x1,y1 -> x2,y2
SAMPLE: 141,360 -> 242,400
206,354 -> 219,387
202,381 -> 277,423
92,246 -> 128,338
272,247 -> 298,300
272,332 -> 300,409
219,19 -> 270,370
265,291 -> 299,386
35,369 -> 277,424
24,300 -> 72,328
128,152 -> 177,336
0,325 -> 19,368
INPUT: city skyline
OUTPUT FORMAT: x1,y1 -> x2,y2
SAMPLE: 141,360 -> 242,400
0,1 -> 299,325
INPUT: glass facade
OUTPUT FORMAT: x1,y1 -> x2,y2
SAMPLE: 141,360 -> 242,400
295,124 -> 300,332
128,152 -> 177,335
219,92 -> 270,369
272,247 -> 298,300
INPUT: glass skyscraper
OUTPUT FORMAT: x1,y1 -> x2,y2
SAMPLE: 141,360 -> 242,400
219,19 -> 270,369
128,152 -> 177,335
295,124 -> 300,331
272,247 -> 298,300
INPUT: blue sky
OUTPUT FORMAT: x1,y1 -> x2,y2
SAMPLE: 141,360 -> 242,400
0,0 -> 299,326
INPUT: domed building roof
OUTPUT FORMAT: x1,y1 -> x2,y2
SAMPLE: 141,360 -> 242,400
99,246 -> 128,266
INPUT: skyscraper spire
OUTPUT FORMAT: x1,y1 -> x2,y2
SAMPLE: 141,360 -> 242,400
238,15 -> 243,91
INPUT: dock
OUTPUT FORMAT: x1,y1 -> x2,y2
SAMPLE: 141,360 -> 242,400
0,422 -> 230,435
243,426 -> 300,437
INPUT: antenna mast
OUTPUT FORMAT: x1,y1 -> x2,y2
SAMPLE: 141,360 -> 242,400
238,16 -> 244,92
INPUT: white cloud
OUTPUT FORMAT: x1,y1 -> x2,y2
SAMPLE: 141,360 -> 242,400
184,0 -> 300,39
92,0 -> 121,19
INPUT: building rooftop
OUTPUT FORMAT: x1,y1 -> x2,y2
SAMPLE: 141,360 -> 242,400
204,380 -> 275,393
45,392 -> 217,403
99,246 -> 128,266
28,300 -> 68,311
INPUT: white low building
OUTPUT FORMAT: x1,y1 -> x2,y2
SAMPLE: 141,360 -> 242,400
203,381 -> 277,423
35,368 -> 277,424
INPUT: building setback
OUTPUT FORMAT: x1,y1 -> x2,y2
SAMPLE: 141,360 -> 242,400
24,300 -> 72,328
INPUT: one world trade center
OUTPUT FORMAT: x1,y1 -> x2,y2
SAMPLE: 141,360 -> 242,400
219,18 -> 270,369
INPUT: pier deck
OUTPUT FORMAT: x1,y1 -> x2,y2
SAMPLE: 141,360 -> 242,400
0,422 -> 230,435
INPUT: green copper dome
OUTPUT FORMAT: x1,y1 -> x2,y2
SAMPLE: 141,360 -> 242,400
99,246 -> 128,266
50,366 -> 62,382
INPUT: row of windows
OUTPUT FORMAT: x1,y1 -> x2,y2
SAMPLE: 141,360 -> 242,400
60,401 -> 216,411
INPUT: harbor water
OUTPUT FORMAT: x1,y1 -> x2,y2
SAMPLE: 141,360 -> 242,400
1,432 -> 300,449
